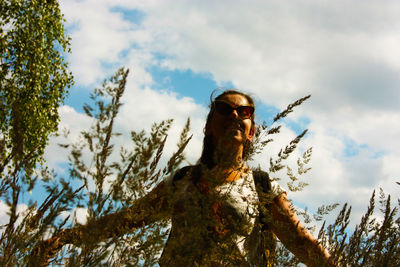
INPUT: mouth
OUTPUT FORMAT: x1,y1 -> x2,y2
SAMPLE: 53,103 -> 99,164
227,122 -> 244,133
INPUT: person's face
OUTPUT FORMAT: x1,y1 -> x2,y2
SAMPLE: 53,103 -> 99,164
206,94 -> 254,148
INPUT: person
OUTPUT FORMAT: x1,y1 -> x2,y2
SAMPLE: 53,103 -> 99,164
157,90 -> 334,266
32,90 -> 335,266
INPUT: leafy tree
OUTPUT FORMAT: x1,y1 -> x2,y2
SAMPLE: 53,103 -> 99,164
0,0 -> 73,171
0,0 -> 72,265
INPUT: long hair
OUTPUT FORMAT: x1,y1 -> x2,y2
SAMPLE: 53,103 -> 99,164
199,89 -> 255,169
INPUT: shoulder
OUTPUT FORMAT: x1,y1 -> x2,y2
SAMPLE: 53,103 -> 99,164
251,168 -> 271,193
171,165 -> 202,185
172,166 -> 193,182
251,168 -> 286,199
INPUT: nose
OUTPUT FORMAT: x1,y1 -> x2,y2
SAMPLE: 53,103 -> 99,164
229,108 -> 239,118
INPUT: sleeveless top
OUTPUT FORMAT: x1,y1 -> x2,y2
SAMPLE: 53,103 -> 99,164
159,165 -> 283,266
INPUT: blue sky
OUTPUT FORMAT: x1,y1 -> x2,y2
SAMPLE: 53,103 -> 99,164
56,0 -> 400,225
2,0 -> 399,233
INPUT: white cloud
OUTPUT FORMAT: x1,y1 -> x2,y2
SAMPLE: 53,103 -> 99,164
44,86 -> 207,199
381,155 -> 400,196
61,0 -> 141,85
74,207 -> 89,225
117,84 -> 206,161
54,0 -> 400,232
125,0 -> 400,110
44,105 -> 93,174
60,207 -> 89,225
0,201 -> 29,234
0,201 -> 9,228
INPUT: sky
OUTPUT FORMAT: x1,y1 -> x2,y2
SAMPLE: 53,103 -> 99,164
56,0 -> 399,226
2,0 -> 399,235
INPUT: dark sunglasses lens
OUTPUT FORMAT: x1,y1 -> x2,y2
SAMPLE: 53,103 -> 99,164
215,102 -> 232,115
237,106 -> 254,118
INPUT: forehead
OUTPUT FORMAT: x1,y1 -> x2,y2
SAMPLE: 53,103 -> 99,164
217,94 -> 251,107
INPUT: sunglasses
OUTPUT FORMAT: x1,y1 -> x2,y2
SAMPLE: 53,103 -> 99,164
213,101 -> 254,119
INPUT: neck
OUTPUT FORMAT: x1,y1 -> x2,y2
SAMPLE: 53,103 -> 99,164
213,142 -> 244,169
206,141 -> 246,183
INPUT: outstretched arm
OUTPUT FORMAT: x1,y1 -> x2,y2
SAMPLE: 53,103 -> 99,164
29,181 -> 172,265
268,193 -> 336,267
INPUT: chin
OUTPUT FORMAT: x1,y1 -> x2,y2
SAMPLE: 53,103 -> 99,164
216,135 -> 242,148
231,135 -> 245,145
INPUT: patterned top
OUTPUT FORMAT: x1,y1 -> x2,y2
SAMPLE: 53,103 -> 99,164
159,166 -> 284,266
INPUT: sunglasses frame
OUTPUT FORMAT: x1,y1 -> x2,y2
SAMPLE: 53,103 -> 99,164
213,100 -> 254,119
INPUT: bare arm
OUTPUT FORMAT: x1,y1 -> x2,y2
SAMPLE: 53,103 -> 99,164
66,181 -> 171,243
268,193 -> 336,267
29,181 -> 172,264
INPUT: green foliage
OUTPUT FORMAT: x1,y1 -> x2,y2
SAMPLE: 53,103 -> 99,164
1,65 -> 399,266
272,189 -> 400,267
0,0 -> 73,171
28,68 -> 190,266
273,95 -> 311,123
0,1 -> 73,265
315,188 -> 400,266
246,94 -> 400,266
0,2 -> 397,265
0,21 -> 398,263
247,94 -> 310,163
